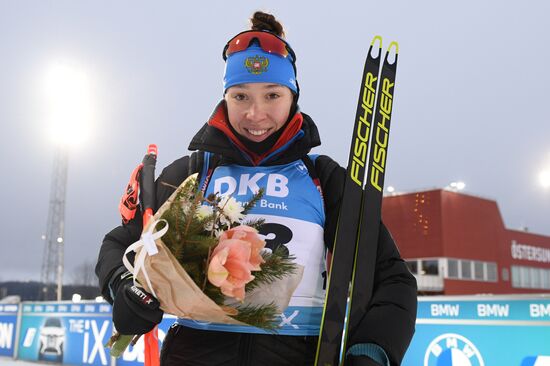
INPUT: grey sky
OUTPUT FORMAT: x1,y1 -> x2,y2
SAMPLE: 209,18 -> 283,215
1,1 -> 549,282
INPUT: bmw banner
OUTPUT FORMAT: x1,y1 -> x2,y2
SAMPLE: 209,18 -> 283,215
16,301 -> 113,365
0,304 -> 18,357
402,295 -> 550,366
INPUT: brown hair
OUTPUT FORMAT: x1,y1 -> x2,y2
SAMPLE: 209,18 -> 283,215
250,11 -> 285,38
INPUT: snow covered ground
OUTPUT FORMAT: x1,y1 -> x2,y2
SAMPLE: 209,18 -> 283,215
0,358 -> 52,366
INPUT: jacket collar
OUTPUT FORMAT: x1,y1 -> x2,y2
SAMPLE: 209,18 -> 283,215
189,101 -> 321,166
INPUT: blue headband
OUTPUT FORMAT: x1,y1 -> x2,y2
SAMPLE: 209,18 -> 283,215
223,44 -> 298,93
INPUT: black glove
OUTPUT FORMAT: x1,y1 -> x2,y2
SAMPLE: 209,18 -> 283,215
112,272 -> 163,335
347,355 -> 382,366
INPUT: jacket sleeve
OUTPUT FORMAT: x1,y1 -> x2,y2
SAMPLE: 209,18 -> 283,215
316,155 -> 417,365
348,223 -> 417,365
95,155 -> 191,303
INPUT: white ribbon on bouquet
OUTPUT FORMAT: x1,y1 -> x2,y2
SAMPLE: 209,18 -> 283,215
122,219 -> 169,298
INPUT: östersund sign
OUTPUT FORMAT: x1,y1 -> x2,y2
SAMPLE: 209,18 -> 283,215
511,240 -> 550,263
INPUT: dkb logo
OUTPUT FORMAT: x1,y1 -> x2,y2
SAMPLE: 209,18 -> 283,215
213,173 -> 289,198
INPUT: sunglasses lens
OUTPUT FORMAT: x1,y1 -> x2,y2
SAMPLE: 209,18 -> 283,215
225,32 -> 290,59
256,33 -> 288,57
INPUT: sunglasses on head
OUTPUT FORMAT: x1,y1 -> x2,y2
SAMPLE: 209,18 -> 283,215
222,30 -> 297,62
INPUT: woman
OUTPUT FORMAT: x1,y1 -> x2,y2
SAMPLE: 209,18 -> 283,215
96,11 -> 417,366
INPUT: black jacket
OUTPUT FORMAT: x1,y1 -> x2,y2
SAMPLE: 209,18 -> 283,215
95,107 -> 417,365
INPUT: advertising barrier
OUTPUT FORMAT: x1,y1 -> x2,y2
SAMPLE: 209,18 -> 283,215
1,295 -> 549,365
0,304 -> 18,357
17,302 -> 113,365
402,295 -> 550,366
115,317 -> 174,366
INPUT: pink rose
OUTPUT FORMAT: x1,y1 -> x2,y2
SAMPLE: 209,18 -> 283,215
219,225 -> 265,270
207,226 -> 266,301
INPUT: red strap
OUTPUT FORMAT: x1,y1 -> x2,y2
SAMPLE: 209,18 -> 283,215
119,163 -> 143,224
144,327 -> 160,366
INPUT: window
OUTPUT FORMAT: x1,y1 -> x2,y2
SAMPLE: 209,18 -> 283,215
511,266 -> 520,287
487,263 -> 497,282
406,260 -> 418,274
541,269 -> 548,289
447,259 -> 459,278
512,266 -> 550,289
544,270 -> 550,290
531,268 -> 540,289
461,260 -> 472,279
44,317 -> 62,328
421,260 -> 439,275
519,267 -> 531,288
474,261 -> 484,281
444,259 -> 497,282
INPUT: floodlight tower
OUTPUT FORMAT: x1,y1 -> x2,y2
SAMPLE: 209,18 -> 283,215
40,146 -> 69,300
39,62 -> 92,301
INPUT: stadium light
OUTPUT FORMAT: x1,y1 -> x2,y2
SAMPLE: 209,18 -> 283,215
44,61 -> 93,146
448,181 -> 466,191
540,170 -> 550,189
40,60 -> 94,301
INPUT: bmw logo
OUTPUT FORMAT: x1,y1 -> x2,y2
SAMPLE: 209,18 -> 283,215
424,333 -> 484,366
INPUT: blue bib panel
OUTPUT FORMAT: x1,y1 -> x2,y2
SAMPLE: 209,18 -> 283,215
178,160 -> 327,335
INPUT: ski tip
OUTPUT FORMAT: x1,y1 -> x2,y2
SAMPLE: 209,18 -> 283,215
369,36 -> 383,58
388,41 -> 399,55
371,35 -> 383,48
385,41 -> 399,65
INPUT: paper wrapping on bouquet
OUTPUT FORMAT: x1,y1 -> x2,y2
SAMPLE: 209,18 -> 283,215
122,173 -> 304,326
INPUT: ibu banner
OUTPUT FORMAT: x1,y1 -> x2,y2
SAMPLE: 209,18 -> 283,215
17,301 -> 113,365
115,316 -> 175,366
402,295 -> 550,366
0,304 -> 18,357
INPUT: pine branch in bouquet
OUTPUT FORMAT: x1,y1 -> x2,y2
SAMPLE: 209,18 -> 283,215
233,302 -> 279,331
241,188 -> 265,213
245,246 -> 297,292
160,179 -> 219,289
160,182 -> 209,255
241,217 -> 266,232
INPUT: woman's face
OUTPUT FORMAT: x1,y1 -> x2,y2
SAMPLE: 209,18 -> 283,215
225,83 -> 293,142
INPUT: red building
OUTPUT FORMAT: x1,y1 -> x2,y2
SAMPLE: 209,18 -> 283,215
382,189 -> 550,295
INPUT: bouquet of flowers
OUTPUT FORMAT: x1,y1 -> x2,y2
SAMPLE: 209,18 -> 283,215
121,173 -> 303,331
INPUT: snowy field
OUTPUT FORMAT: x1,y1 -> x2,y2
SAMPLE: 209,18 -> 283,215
0,358 -> 52,366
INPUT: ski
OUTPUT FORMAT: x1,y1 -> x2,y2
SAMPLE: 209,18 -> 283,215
344,40 -> 399,355
315,36 -> 383,366
315,37 -> 399,366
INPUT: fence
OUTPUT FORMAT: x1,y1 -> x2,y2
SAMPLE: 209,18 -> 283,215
1,295 -> 550,365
